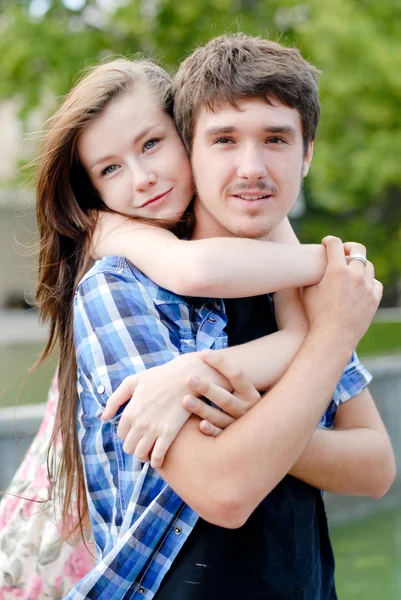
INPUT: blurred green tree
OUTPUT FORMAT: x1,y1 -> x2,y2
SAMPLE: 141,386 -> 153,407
0,0 -> 400,303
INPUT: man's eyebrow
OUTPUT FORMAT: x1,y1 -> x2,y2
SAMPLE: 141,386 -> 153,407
204,126 -> 238,138
204,124 -> 298,138
89,125 -> 158,170
263,125 -> 297,138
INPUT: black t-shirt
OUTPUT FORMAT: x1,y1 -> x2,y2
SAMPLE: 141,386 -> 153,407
156,296 -> 337,600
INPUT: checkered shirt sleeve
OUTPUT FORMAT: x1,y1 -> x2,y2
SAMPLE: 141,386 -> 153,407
66,256 -> 199,599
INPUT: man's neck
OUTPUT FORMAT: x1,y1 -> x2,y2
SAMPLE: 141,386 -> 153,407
191,197 -> 235,241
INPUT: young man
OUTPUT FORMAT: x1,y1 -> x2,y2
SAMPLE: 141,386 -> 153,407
69,35 -> 394,599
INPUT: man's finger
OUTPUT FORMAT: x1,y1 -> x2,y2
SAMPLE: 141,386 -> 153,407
199,420 -> 223,437
322,236 -> 346,266
365,260 -> 374,281
101,375 -> 139,420
373,279 -> 384,303
347,244 -> 367,274
200,350 -> 260,401
343,241 -> 358,256
183,395 -> 235,427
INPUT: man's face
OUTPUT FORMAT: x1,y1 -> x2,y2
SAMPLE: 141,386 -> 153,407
191,96 -> 313,240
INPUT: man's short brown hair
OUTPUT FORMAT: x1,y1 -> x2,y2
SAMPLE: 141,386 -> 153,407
173,33 -> 320,154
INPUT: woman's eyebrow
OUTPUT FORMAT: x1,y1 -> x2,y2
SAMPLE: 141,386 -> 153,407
89,124 -> 161,170
132,124 -> 159,145
89,154 -> 115,171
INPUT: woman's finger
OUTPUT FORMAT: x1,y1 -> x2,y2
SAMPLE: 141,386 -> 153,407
183,395 -> 235,427
199,420 -> 223,437
117,410 -> 137,440
120,426 -> 142,453
101,374 -> 139,420
150,434 -> 176,470
130,433 -> 155,463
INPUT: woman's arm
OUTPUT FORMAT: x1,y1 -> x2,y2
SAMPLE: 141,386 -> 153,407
92,212 -> 327,297
101,324 -> 306,467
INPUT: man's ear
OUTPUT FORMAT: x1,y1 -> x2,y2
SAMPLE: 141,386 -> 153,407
302,140 -> 314,178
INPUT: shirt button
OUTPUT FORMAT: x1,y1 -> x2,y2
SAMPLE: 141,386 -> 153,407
174,525 -> 182,535
138,586 -> 147,595
208,317 -> 216,324
97,385 -> 105,394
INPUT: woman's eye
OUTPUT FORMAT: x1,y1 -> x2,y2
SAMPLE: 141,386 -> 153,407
101,164 -> 119,176
143,138 -> 160,152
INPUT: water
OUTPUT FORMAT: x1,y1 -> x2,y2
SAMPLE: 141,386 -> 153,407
332,506 -> 401,599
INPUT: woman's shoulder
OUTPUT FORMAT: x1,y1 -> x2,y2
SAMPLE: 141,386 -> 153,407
75,255 -> 174,303
77,255 -> 137,288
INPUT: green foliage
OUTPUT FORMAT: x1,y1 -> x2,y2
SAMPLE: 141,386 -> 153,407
357,321 -> 401,356
0,0 -> 400,302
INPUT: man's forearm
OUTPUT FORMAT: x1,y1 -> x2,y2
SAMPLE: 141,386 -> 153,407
289,427 -> 395,498
160,329 -> 354,527
160,236 -> 382,527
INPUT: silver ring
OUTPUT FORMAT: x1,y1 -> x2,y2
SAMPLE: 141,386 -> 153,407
349,253 -> 367,267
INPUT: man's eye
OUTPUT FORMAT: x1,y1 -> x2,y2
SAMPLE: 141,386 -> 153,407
267,137 -> 286,144
101,165 -> 119,176
143,138 -> 160,152
214,137 -> 233,145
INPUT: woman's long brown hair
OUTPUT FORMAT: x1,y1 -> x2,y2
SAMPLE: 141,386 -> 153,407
35,58 -> 175,538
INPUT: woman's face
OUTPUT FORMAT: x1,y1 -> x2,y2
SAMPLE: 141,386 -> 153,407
78,85 -> 193,221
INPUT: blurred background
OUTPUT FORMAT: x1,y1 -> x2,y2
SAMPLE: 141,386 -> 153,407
0,0 -> 400,597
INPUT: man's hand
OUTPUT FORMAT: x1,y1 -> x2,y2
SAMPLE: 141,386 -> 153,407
303,236 -> 382,351
183,350 -> 261,437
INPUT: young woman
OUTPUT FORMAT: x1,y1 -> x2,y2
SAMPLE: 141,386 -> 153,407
0,57 -> 336,597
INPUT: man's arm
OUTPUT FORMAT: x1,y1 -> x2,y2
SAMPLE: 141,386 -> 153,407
158,332 -> 354,528
157,237 -> 382,527
182,351 -> 395,498
289,389 -> 395,498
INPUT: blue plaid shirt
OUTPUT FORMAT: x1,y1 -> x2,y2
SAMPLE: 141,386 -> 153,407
67,255 -> 372,599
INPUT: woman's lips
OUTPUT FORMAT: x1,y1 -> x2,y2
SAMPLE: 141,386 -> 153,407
141,188 -> 173,209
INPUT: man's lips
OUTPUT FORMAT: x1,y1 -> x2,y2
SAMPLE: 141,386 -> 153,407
230,190 -> 275,202
140,188 -> 173,208
232,193 -> 273,200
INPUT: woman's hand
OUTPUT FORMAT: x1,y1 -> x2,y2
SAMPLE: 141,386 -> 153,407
101,353 -> 231,469
183,350 -> 261,437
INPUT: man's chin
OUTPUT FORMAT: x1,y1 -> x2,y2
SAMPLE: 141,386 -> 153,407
232,223 -> 274,240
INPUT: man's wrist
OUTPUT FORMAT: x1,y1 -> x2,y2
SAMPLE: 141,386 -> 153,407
304,327 -> 354,366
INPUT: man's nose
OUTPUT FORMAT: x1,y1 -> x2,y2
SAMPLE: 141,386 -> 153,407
236,144 -> 268,180
128,160 -> 156,191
